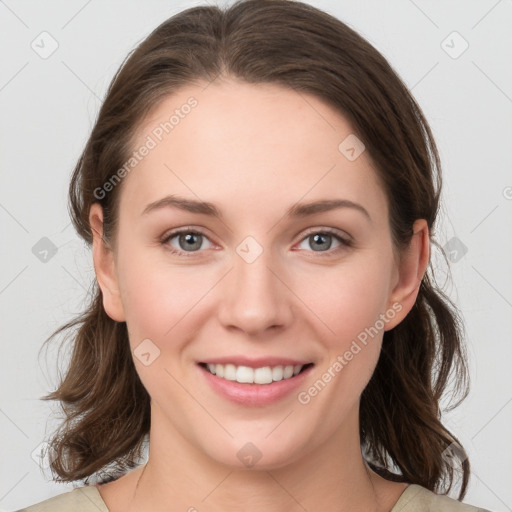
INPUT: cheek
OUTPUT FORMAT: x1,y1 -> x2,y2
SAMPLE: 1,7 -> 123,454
118,260 -> 203,345
114,234 -> 182,341
296,252 -> 394,401
293,265 -> 391,431
115,251 -> 210,398
295,255 -> 394,344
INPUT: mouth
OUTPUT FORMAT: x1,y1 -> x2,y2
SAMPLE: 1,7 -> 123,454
198,362 -> 314,385
198,360 -> 314,406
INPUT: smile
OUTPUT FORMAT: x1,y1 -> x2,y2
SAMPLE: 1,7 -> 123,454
202,363 -> 312,384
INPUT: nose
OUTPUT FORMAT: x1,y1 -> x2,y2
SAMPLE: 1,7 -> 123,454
217,247 -> 293,337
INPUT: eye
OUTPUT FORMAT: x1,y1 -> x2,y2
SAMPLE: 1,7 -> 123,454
161,228 -> 214,256
296,228 -> 353,255
160,227 -> 353,257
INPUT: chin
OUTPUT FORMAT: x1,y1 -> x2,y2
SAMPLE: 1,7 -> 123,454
196,430 -> 312,471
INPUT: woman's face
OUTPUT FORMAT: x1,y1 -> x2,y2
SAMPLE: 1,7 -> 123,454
91,78 -> 424,470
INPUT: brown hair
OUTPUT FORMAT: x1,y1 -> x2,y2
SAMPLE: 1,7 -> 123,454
41,0 -> 472,499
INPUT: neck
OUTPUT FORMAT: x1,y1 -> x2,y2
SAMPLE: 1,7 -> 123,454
129,404 -> 387,512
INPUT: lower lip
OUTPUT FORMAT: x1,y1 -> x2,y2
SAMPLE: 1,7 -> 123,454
199,364 -> 313,407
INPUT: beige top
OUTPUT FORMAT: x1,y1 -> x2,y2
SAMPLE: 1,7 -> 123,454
16,483 -> 492,511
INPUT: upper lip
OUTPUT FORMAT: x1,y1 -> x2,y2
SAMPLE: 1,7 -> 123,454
199,356 -> 313,368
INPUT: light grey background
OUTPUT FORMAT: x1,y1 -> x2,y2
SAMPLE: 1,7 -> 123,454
1,1 -> 511,511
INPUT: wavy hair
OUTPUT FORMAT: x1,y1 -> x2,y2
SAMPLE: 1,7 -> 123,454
41,0 -> 471,499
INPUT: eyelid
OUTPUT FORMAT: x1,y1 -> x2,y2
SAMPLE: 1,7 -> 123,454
160,226 -> 210,242
298,226 -> 353,244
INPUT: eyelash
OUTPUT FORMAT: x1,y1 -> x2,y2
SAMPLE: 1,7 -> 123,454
160,226 -> 353,258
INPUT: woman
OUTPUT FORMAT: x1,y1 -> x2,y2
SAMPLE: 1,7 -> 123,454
18,0 -> 492,510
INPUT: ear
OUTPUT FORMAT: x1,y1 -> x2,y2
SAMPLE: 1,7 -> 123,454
89,203 -> 126,322
385,219 -> 430,331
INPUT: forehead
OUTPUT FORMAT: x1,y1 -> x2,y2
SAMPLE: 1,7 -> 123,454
120,78 -> 387,222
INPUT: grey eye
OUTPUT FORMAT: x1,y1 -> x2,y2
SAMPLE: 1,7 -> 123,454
298,232 -> 341,252
167,231 -> 212,252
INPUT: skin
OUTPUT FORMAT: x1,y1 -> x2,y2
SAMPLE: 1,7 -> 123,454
90,77 -> 430,512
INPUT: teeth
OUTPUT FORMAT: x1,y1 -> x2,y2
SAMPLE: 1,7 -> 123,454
272,366 -> 283,381
204,363 -> 306,384
283,365 -> 294,379
224,364 -> 237,381
236,365 -> 254,383
254,366 -> 273,384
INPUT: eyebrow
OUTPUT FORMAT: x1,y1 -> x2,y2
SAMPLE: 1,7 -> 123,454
142,195 -> 371,221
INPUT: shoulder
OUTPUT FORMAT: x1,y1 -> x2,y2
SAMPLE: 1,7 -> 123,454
392,484 -> 493,512
15,485 -> 109,512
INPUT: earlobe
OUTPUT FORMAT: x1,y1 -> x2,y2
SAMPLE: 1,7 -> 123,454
89,203 -> 126,322
385,219 -> 430,331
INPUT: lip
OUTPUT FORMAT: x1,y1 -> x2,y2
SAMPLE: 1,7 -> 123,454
198,362 -> 314,407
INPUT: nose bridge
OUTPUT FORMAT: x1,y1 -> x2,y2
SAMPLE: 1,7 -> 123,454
218,236 -> 291,334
